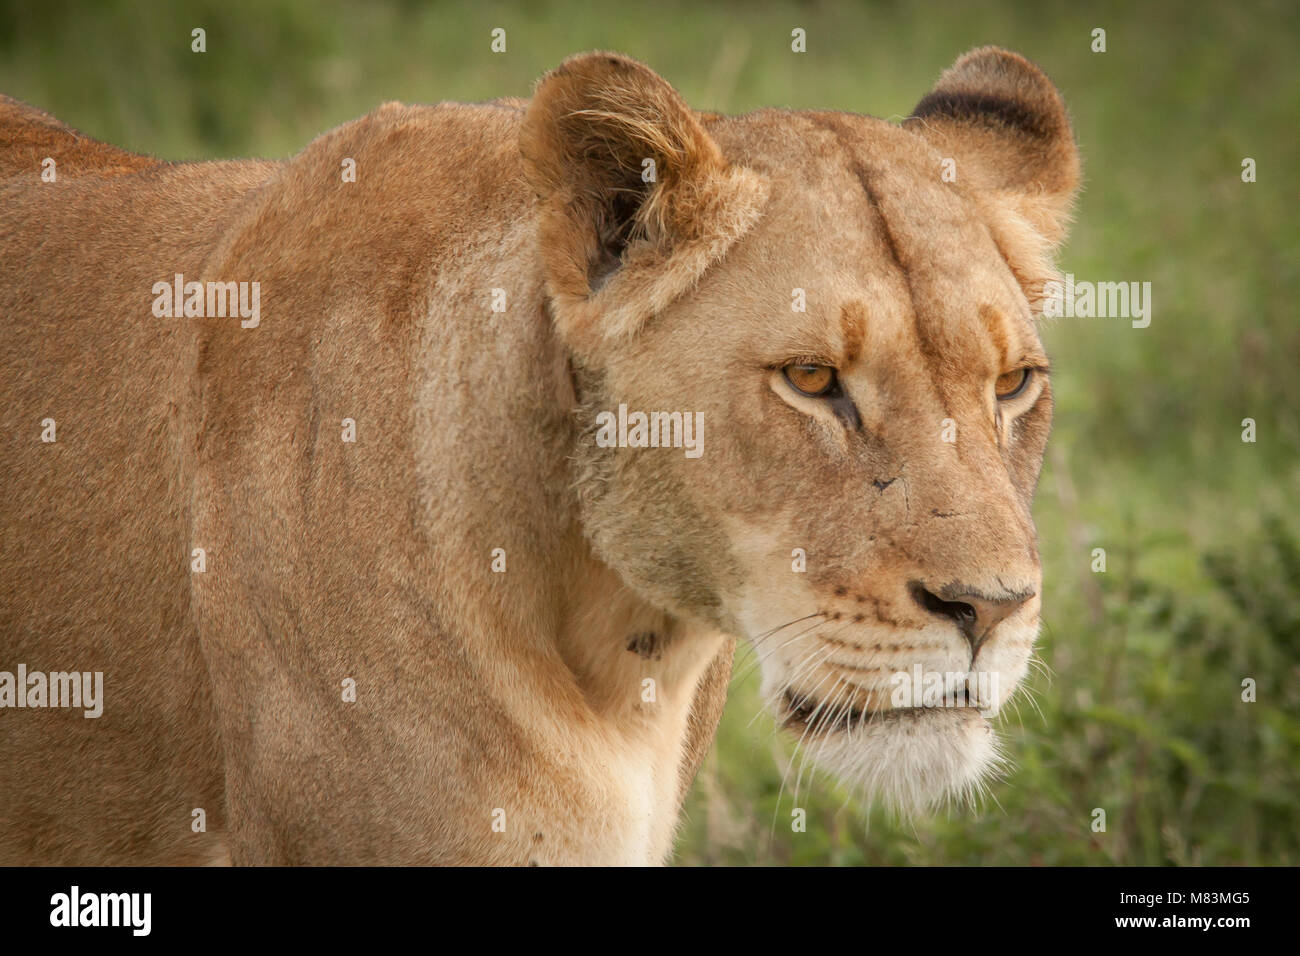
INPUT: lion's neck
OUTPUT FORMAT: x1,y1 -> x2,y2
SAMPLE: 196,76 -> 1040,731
407,237 -> 725,860
550,547 -> 728,862
555,549 -> 717,721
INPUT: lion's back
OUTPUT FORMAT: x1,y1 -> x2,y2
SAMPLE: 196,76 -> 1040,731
0,95 -> 542,863
0,102 -> 278,864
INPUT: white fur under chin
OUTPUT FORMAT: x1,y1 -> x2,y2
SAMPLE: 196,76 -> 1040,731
799,708 -> 1003,815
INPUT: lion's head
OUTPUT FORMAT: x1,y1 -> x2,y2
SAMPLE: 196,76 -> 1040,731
522,48 -> 1079,811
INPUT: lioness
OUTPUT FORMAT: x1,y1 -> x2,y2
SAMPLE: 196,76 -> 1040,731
0,47 -> 1078,865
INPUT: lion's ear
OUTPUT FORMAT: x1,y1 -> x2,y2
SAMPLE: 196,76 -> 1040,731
521,52 -> 767,356
904,47 -> 1080,246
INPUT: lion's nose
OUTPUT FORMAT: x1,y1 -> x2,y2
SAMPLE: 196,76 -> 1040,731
908,581 -> 1034,653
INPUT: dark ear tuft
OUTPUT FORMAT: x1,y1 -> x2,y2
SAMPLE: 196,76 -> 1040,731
905,47 -> 1080,244
913,89 -> 1057,142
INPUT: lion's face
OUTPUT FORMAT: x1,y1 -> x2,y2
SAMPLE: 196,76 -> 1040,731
523,48 -> 1079,810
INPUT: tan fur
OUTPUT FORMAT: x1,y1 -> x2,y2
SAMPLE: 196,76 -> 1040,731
0,48 -> 1078,864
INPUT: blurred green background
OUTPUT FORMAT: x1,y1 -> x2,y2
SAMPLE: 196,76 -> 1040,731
6,0 -> 1297,864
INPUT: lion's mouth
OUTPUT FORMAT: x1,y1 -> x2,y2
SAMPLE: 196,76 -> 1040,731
781,687 -> 984,734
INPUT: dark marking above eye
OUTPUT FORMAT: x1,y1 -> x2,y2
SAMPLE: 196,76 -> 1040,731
873,478 -> 896,492
840,302 -> 868,365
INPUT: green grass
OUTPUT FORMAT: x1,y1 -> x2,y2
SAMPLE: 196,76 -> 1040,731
6,0 -> 1297,864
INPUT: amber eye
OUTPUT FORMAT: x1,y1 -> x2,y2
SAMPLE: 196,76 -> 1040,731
783,364 -> 836,397
995,367 -> 1032,400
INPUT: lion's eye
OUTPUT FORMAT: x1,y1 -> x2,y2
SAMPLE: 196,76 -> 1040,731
784,364 -> 836,397
994,368 -> 1032,400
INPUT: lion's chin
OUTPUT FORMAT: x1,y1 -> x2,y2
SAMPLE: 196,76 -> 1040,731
788,706 -> 1001,815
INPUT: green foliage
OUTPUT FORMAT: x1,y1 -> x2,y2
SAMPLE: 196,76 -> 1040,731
5,0 -> 1295,865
